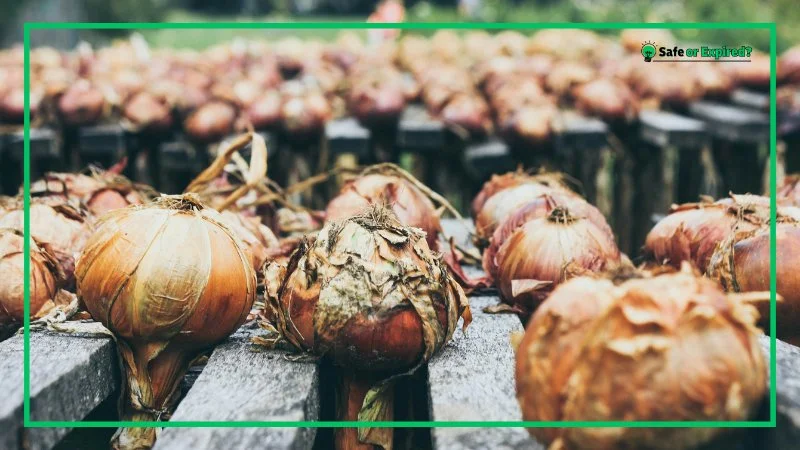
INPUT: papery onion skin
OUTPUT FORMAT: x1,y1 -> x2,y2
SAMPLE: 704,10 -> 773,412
76,195 -> 256,450
643,196 -> 770,272
516,268 -> 766,450
496,208 -> 621,317
267,206 -> 469,372
707,222 -> 800,343
474,178 -> 579,245
325,173 -> 442,249
483,194 -> 612,282
123,92 -> 174,132
0,229 -> 61,337
0,200 -> 92,288
220,210 -> 280,273
29,171 -> 154,218
778,175 -> 800,207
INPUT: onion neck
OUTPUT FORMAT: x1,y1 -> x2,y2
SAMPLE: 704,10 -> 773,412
547,206 -> 577,225
335,370 -> 395,450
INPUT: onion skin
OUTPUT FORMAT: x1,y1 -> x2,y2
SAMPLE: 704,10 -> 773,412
58,80 -> 105,126
29,171 -> 154,218
325,173 -> 442,249
644,196 -> 770,272
440,92 -> 492,137
265,207 -> 470,450
219,210 -> 279,273
483,194 -> 612,282
0,229 -> 61,337
496,208 -> 621,317
77,195 -> 256,450
474,177 -> 579,245
184,101 -> 237,143
0,200 -> 92,289
731,53 -> 771,90
707,222 -> 800,343
516,267 -> 766,450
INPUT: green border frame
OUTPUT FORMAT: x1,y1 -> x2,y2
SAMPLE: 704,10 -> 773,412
22,21 -> 778,429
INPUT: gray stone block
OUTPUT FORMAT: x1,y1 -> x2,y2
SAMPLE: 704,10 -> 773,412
0,330 -> 117,450
153,324 -> 320,450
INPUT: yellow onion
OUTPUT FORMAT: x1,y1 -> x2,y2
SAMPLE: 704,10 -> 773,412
0,199 -> 92,288
707,219 -> 800,344
265,206 -> 470,450
495,207 -> 621,318
644,195 -> 771,272
325,164 -> 444,249
0,229 -> 62,338
483,193 -> 612,283
76,194 -> 256,450
472,170 -> 579,246
516,265 -> 766,450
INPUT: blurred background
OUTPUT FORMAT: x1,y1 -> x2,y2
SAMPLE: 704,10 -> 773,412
0,0 -> 795,51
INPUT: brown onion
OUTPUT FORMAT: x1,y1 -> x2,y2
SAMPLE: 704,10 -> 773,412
440,92 -> 492,137
219,210 -> 279,273
708,220 -> 800,344
544,62 -> 595,97
0,229 -> 62,338
731,52 -> 771,90
184,101 -> 237,143
326,166 -> 442,249
516,265 -> 766,450
483,193 -> 612,283
77,195 -> 256,449
264,206 -> 469,450
495,207 -> 621,318
644,195 -> 770,272
58,79 -> 105,126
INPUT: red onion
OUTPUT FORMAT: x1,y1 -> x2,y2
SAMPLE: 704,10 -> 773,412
58,79 -> 105,126
495,207 -> 621,318
184,101 -> 237,143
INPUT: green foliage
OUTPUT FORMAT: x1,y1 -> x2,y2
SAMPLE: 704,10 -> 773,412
82,0 -> 170,34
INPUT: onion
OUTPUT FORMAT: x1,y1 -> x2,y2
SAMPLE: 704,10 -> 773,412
0,86 -> 41,123
544,62 -> 595,97
690,63 -> 735,98
516,265 -> 766,450
632,66 -> 703,107
245,91 -> 282,130
77,194 -> 256,449
29,168 -> 156,218
707,220 -> 800,344
184,100 -> 237,143
495,207 -> 621,317
0,229 -> 62,338
644,195 -> 771,272
326,165 -> 443,249
123,91 -> 174,132
264,206 -> 470,450
0,199 -> 92,288
280,91 -> 331,136
483,194 -> 613,283
219,210 -> 279,273
572,78 -> 639,122
347,73 -> 407,127
58,79 -> 105,126
472,171 -> 579,245
439,92 -> 492,137
730,52 -> 771,90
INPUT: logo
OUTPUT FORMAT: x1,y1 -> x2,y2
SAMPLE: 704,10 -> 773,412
639,41 -> 753,63
641,41 -> 657,62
